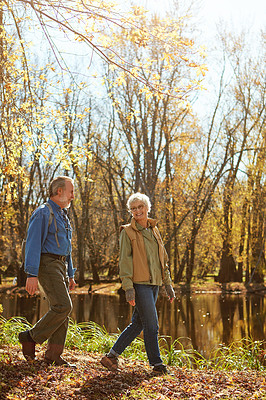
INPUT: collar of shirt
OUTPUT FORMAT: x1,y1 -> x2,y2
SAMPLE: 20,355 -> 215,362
48,199 -> 71,229
48,198 -> 62,213
135,222 -> 155,241
135,221 -> 151,231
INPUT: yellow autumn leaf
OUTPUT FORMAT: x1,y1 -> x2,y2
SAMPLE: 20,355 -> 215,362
196,64 -> 208,77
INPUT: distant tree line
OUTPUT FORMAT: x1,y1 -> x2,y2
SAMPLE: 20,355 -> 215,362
0,1 -> 265,287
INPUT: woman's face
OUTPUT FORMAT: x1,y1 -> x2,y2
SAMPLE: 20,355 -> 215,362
130,200 -> 148,226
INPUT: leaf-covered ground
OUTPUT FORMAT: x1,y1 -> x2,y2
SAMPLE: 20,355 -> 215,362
0,346 -> 265,400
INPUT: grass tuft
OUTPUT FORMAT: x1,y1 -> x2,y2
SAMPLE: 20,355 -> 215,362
0,316 -> 32,346
209,338 -> 266,371
66,320 -> 120,353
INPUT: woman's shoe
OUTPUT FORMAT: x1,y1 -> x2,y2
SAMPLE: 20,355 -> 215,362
100,354 -> 118,371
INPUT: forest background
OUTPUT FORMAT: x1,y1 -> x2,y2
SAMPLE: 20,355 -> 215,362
0,0 -> 265,288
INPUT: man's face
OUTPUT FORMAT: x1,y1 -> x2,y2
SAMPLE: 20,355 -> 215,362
58,181 -> 74,208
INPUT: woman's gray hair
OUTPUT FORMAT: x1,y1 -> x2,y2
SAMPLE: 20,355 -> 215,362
127,193 -> 151,213
49,176 -> 74,197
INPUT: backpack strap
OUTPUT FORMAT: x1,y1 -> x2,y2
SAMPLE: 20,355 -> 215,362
45,202 -> 60,248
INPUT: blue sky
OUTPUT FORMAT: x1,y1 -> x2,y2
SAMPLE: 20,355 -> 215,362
124,0 -> 265,39
120,0 -> 264,112
199,0 -> 265,27
31,0 -> 265,107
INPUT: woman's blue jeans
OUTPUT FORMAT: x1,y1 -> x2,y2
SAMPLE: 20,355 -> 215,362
111,284 -> 162,366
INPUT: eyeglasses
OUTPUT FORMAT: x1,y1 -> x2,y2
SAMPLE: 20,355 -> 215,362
130,204 -> 145,212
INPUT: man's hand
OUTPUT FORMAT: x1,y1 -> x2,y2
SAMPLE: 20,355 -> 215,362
25,277 -> 39,296
69,278 -> 76,291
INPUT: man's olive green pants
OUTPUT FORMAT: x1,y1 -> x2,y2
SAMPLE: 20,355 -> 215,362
29,254 -> 73,346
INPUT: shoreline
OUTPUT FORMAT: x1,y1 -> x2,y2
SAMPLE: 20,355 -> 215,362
1,281 -> 265,296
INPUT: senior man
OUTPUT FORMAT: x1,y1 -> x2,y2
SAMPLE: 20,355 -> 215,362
18,176 -> 76,367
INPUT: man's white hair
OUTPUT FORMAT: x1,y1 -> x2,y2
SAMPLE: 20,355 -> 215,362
127,192 -> 151,213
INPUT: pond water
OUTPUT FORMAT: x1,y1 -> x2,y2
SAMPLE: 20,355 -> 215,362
0,291 -> 265,358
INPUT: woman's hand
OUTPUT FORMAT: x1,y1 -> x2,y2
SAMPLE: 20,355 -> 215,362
125,288 -> 135,306
165,285 -> 176,303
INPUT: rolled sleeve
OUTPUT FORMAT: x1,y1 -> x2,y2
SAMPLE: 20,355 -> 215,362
67,255 -> 76,278
163,266 -> 172,286
119,229 -> 134,291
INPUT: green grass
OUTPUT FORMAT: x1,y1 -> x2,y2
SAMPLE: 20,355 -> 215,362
159,335 -> 204,368
209,338 -> 266,371
0,315 -> 265,371
0,315 -> 32,345
65,320 -> 120,354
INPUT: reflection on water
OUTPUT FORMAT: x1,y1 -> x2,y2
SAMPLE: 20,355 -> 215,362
0,291 -> 265,357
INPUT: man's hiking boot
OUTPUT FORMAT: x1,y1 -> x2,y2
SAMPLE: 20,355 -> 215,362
44,343 -> 76,368
44,355 -> 77,368
152,364 -> 169,375
100,354 -> 119,372
18,330 -> 36,361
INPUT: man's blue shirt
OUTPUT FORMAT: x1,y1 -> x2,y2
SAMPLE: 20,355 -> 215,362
24,199 -> 76,278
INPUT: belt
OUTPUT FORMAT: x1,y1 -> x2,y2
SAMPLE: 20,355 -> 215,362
41,253 -> 67,262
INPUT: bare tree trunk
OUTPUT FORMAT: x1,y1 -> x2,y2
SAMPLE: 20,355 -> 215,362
245,207 -> 251,283
218,169 -> 237,282
176,245 -> 189,282
172,197 -> 180,282
249,152 -> 265,283
164,127 -> 171,265
237,199 -> 248,282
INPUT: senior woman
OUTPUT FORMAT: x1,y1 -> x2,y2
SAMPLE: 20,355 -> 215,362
100,193 -> 175,375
